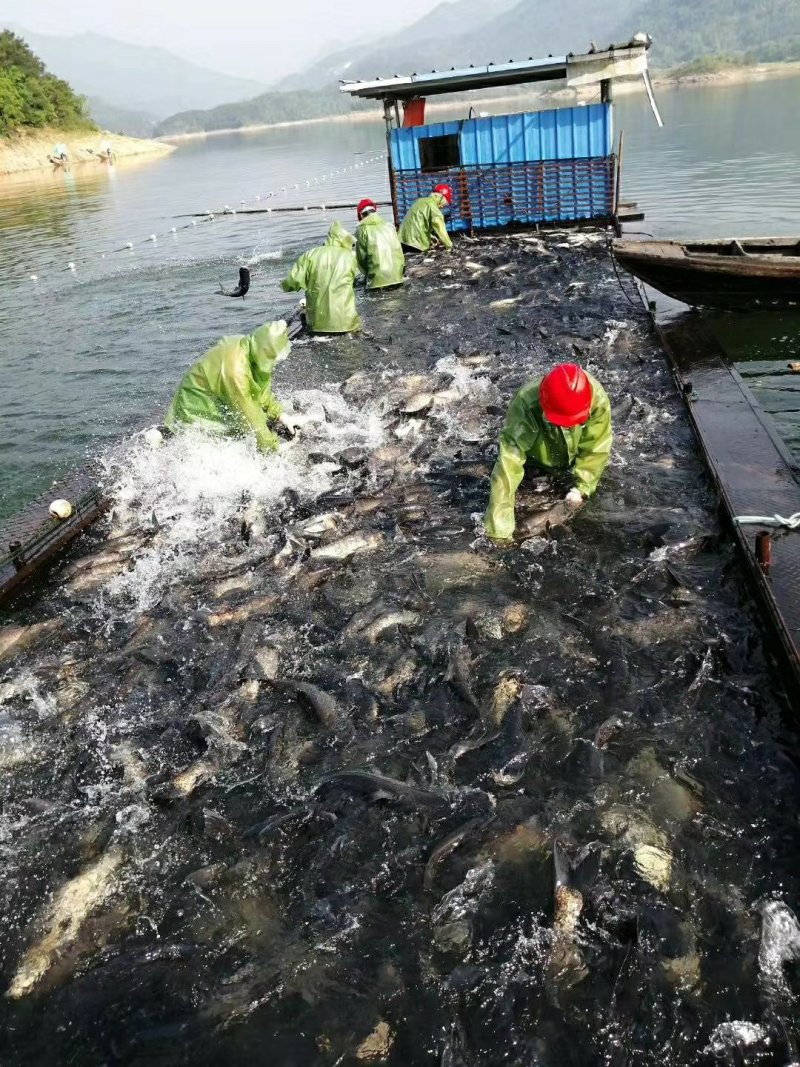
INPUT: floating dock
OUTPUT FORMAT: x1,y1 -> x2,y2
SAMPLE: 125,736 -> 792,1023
654,311 -> 800,696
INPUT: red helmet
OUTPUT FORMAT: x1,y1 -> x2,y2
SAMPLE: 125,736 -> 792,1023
539,363 -> 593,427
357,198 -> 377,220
433,183 -> 453,205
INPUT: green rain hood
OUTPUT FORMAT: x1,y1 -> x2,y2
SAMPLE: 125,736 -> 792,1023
484,372 -> 613,539
165,320 -> 290,453
281,221 -> 361,333
398,194 -> 453,252
355,212 -> 405,290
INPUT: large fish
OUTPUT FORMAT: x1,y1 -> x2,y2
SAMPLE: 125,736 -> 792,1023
218,266 -> 250,298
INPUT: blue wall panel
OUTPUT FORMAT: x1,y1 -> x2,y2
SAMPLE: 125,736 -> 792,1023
390,104 -> 612,171
389,104 -> 614,230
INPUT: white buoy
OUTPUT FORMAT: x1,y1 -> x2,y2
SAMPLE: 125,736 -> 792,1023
148,234 -> 157,241
321,204 -> 327,211
240,199 -> 246,205
67,262 -> 76,270
255,195 -> 261,201
30,274 -> 38,281
170,226 -> 177,233
126,242 -> 133,249
49,499 -> 73,520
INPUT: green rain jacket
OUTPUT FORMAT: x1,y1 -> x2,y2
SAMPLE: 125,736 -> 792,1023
398,194 -> 453,252
355,212 -> 405,289
484,373 -> 613,539
281,221 -> 361,333
165,320 -> 291,453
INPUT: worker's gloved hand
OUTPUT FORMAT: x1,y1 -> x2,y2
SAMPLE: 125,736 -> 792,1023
565,488 -> 585,509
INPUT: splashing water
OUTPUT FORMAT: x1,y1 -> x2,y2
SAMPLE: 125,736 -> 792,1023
97,388 -> 385,613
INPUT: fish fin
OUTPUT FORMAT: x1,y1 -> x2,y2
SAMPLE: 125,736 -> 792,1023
553,839 -> 603,892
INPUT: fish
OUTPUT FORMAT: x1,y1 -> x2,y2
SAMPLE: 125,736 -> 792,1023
218,266 -> 250,298
402,393 -> 434,415
516,498 -> 580,538
424,816 -> 492,890
486,671 -> 523,728
206,596 -> 278,628
8,847 -> 125,998
317,769 -> 451,810
546,840 -> 602,993
361,610 -> 421,644
311,532 -> 384,562
276,679 -> 343,728
0,620 -> 61,664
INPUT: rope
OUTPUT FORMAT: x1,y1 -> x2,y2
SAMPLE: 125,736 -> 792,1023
734,513 -> 800,530
606,238 -> 642,309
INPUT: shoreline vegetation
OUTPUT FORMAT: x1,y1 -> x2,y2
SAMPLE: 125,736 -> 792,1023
157,58 -> 800,143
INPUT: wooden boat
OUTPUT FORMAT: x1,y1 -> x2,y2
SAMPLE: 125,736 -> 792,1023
611,237 -> 800,310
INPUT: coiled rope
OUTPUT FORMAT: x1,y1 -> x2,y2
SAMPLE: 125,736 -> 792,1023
734,513 -> 800,530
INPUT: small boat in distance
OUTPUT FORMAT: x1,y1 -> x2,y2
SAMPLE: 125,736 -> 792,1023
612,237 -> 800,310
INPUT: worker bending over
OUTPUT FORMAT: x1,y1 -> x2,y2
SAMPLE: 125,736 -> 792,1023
165,320 -> 292,453
399,184 -> 453,253
355,199 -> 405,290
281,221 -> 361,333
484,363 -> 612,540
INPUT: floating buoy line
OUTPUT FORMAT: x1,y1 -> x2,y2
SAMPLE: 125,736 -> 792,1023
25,152 -> 387,281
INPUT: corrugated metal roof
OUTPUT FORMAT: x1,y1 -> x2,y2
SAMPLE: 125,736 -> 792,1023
340,41 -> 649,101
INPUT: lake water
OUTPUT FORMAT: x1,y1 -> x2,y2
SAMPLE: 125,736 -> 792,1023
0,74 -> 799,524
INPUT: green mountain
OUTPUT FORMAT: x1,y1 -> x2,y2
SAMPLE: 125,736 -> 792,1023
0,30 -> 95,136
154,0 -> 800,136
625,0 -> 800,67
2,26 -> 270,121
155,88 -> 369,137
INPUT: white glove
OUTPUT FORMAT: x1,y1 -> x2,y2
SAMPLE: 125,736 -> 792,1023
565,488 -> 584,508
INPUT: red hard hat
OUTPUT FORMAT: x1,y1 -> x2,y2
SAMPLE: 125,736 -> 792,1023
433,183 -> 453,205
357,198 -> 377,219
539,363 -> 593,427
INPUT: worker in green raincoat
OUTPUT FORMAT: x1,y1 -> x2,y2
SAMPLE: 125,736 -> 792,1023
484,363 -> 612,540
398,183 -> 453,253
355,199 -> 405,289
165,320 -> 291,453
281,221 -> 361,333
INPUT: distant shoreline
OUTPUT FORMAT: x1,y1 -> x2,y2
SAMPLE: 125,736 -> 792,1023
0,128 -> 174,177
157,59 -> 800,142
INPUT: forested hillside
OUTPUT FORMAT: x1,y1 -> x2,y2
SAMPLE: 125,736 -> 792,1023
627,0 -> 800,67
155,89 -> 369,137
155,0 -> 800,136
0,31 -> 95,136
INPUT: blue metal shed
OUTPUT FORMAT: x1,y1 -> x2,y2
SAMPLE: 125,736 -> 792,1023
341,41 -> 660,233
389,104 -> 614,231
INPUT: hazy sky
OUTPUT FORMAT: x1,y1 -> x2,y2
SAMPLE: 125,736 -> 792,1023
0,0 -> 445,82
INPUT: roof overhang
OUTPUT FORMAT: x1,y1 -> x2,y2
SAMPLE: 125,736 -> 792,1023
340,41 -> 650,102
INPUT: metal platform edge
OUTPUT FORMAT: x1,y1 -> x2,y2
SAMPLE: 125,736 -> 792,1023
0,471 -> 108,607
648,304 -> 800,699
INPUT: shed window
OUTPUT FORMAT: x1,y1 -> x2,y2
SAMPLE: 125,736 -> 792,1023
419,134 -> 461,172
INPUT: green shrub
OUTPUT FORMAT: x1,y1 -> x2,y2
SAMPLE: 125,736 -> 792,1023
0,31 -> 96,135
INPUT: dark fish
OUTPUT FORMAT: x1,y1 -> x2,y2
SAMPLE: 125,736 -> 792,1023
276,679 -> 343,728
517,498 -> 582,538
218,266 -> 250,298
317,769 -> 451,810
424,816 -> 492,890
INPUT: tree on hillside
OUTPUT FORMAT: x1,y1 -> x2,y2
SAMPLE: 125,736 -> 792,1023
0,31 -> 96,135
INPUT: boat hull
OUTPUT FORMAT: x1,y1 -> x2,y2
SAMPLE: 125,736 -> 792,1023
612,239 -> 800,311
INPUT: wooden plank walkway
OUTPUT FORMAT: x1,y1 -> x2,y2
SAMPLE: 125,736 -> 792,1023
655,312 -> 800,696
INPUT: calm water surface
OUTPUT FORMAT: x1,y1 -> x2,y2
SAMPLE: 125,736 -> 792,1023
0,75 -> 799,522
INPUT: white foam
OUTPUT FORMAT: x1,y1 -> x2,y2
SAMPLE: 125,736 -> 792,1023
96,390 -> 385,614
